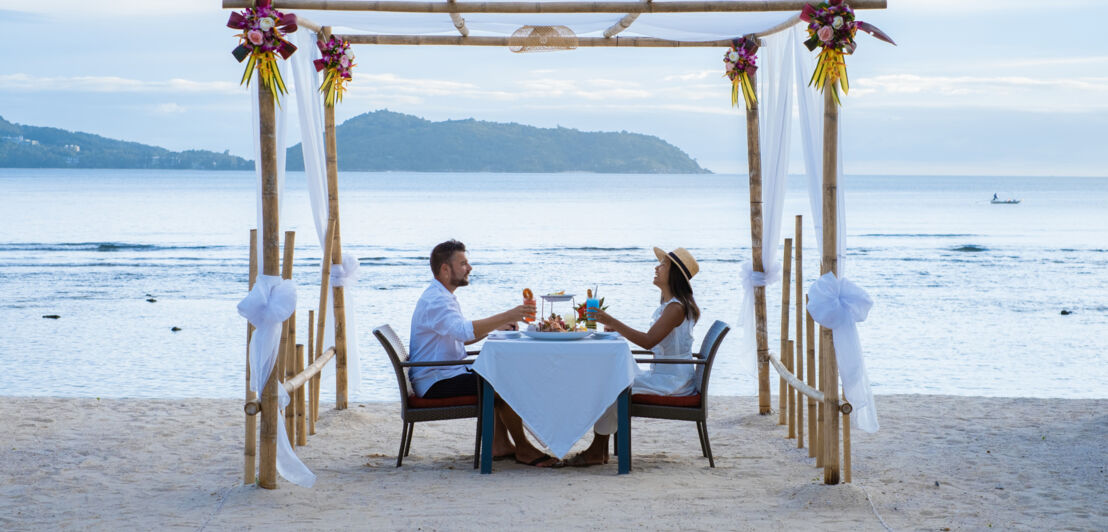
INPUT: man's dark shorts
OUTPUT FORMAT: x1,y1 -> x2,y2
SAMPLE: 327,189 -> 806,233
422,371 -> 478,399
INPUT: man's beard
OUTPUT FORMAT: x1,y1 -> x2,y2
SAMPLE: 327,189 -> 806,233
451,267 -> 469,287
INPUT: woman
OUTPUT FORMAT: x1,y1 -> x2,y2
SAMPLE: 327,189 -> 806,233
567,246 -> 701,467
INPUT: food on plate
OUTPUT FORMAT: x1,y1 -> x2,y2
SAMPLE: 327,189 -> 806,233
536,313 -> 586,333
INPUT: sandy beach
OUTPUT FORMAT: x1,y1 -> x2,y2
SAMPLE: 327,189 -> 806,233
2,395 -> 1104,531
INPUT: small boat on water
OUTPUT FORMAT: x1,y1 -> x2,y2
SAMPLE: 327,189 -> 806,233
990,198 -> 1021,204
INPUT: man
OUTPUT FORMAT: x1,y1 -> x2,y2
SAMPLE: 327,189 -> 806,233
409,239 -> 559,467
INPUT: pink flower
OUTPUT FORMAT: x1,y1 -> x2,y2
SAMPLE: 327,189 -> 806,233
340,56 -> 350,68
818,26 -> 834,43
247,29 -> 264,46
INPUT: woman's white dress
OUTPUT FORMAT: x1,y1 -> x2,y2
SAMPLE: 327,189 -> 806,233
632,298 -> 697,396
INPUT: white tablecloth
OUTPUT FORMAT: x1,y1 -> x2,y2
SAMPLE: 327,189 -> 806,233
472,336 -> 636,459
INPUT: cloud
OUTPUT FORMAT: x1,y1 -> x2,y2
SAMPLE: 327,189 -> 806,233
153,103 -> 186,115
663,70 -> 718,82
0,73 -> 240,94
0,0 -> 210,17
849,73 -> 1108,112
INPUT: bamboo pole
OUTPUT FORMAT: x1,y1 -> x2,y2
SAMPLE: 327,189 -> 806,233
807,300 -> 817,460
820,87 -> 841,485
324,90 -> 350,410
843,386 -> 851,483
780,238 -> 793,430
296,344 -> 307,446
446,0 -> 469,36
222,0 -> 889,14
743,71 -> 771,415
308,310 -> 316,435
244,229 -> 258,484
794,216 -> 804,450
280,231 -> 297,446
314,216 -> 337,420
602,12 -> 639,38
340,34 -> 777,47
257,81 -> 280,490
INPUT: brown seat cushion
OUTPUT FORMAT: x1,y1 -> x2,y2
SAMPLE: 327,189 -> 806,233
631,393 -> 701,408
407,394 -> 478,408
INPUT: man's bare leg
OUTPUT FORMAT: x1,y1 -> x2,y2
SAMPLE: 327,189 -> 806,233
491,411 -> 514,457
494,401 -> 557,466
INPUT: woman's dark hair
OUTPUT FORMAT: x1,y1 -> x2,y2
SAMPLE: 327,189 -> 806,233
665,264 -> 700,323
430,239 -> 466,276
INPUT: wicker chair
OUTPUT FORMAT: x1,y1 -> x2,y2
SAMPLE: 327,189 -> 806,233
622,320 -> 730,467
372,324 -> 482,468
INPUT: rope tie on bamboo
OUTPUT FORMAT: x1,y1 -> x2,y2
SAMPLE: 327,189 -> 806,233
738,260 -> 782,375
806,272 -> 879,433
237,275 -> 316,487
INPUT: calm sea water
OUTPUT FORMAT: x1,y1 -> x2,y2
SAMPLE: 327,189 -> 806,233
1,169 -> 1105,400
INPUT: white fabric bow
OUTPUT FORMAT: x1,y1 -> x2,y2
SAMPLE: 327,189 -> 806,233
329,253 -> 360,288
806,272 -> 878,433
737,260 -> 783,377
237,275 -> 316,487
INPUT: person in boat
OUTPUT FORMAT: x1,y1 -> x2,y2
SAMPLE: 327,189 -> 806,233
993,193 -> 998,200
409,239 -> 560,467
566,246 -> 701,467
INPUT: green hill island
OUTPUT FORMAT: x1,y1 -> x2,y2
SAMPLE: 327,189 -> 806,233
0,111 -> 709,174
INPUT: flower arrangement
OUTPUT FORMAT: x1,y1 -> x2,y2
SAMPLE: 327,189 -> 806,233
800,0 -> 894,105
574,298 -> 608,322
723,37 -> 759,110
314,37 -> 356,107
227,0 -> 298,100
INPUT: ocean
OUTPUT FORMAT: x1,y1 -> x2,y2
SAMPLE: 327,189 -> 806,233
1,169 -> 1105,401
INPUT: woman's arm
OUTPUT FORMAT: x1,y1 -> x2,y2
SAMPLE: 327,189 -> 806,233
594,302 -> 685,351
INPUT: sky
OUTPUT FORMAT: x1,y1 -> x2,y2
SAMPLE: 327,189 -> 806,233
0,0 -> 1105,176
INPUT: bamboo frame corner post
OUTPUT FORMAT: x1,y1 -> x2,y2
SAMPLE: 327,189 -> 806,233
257,81 -> 281,491
820,87 -> 841,485
743,71 -> 772,416
323,99 -> 351,411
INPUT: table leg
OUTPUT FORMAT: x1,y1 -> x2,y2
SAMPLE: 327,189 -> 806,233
480,379 -> 495,474
617,387 -> 630,474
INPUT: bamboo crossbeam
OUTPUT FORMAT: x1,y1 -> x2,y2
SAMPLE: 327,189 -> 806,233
246,347 -> 338,415
297,15 -> 323,33
223,0 -> 889,14
342,34 -> 753,46
766,351 -> 824,403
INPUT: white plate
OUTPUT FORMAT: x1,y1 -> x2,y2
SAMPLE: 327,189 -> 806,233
521,331 -> 591,341
540,293 -> 575,302
488,330 -> 521,340
590,331 -> 621,340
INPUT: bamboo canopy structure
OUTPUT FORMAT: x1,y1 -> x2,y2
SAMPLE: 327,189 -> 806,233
228,0 -> 887,489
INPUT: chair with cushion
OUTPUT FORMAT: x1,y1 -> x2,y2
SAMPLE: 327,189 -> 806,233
372,324 -> 482,468
623,320 -> 730,467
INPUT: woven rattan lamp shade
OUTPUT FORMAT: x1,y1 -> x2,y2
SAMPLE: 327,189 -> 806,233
509,25 -> 578,52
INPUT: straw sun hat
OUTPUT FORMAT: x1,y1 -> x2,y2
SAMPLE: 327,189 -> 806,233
653,246 -> 699,282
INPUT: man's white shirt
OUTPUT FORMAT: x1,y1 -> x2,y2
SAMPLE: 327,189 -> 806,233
408,279 -> 476,397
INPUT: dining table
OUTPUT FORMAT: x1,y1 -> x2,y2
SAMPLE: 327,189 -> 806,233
471,331 -> 638,474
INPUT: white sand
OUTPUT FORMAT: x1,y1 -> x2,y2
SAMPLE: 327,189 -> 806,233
1,395 -> 1104,531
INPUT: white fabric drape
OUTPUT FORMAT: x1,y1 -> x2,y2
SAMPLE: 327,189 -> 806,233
290,31 -> 362,394
806,272 -> 877,433
736,29 -> 792,380
793,26 -> 846,272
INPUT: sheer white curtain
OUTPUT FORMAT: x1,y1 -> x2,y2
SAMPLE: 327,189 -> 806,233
291,30 -> 362,395
736,30 -> 793,381
242,59 -> 316,487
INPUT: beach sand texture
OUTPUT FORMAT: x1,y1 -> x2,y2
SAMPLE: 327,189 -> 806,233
2,395 -> 1104,531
